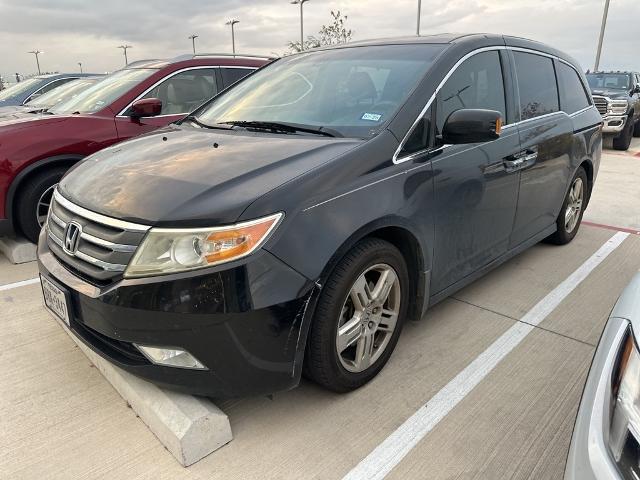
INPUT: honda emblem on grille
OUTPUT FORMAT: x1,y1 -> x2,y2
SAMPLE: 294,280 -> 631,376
63,222 -> 82,255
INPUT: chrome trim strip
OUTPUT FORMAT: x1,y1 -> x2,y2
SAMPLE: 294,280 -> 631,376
50,211 -> 66,229
53,189 -> 150,232
75,251 -> 126,272
116,65 -> 257,117
569,106 -> 595,117
80,232 -> 137,253
48,228 -> 64,248
393,45 -> 595,165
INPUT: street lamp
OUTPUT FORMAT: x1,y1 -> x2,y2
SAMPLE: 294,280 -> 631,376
188,34 -> 199,55
28,50 -> 43,75
118,45 -> 132,66
226,20 -> 240,55
78,62 -> 83,73
416,0 -> 422,36
291,0 -> 310,50
594,0 -> 610,71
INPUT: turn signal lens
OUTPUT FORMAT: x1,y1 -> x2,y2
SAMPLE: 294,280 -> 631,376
494,117 -> 502,135
124,213 -> 283,277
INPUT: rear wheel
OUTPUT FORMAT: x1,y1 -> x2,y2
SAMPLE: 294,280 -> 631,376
15,167 -> 67,243
305,238 -> 409,392
546,167 -> 588,245
613,117 -> 634,150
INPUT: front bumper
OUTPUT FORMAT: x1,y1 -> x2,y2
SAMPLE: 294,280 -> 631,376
565,316 -> 629,479
37,229 -> 318,398
602,115 -> 628,134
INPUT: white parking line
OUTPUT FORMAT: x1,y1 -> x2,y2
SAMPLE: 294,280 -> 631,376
343,231 -> 629,480
0,277 -> 40,292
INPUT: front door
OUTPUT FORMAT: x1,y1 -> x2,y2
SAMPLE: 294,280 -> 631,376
430,50 -> 521,293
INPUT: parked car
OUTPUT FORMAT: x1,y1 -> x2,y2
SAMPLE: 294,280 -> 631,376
38,34 -> 602,398
0,73 -> 96,107
0,76 -> 103,121
565,273 -> 640,480
0,54 -> 268,242
586,71 -> 640,151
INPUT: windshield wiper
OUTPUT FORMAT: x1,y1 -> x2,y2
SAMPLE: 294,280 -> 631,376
186,116 -> 235,130
219,120 -> 342,138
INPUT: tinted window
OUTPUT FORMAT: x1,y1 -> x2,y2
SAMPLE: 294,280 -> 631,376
436,50 -> 506,133
196,44 -> 445,139
220,68 -> 253,89
140,68 -> 217,115
557,63 -> 590,114
513,52 -> 559,120
401,116 -> 431,155
38,78 -> 75,95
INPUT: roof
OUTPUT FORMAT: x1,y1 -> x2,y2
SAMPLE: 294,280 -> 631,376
588,70 -> 639,75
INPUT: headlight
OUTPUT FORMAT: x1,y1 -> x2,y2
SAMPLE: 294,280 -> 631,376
609,329 -> 640,477
610,100 -> 628,115
124,212 -> 283,277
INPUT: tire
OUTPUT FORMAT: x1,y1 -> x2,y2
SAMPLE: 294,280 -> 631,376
613,117 -> 634,150
633,118 -> 640,138
304,238 -> 410,393
546,167 -> 588,245
15,167 -> 68,243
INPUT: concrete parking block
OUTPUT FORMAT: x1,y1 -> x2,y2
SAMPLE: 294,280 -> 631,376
0,236 -> 36,264
48,312 -> 233,467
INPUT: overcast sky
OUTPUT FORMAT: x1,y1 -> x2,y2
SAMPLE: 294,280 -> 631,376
1,0 -> 637,81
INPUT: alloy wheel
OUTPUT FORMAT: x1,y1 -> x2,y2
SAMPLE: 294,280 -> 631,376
564,177 -> 584,234
336,263 -> 401,373
36,183 -> 57,228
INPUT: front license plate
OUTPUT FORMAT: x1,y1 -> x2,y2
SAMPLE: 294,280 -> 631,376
41,275 -> 71,327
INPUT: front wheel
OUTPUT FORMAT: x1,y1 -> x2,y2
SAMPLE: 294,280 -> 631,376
15,167 -> 68,243
633,119 -> 640,138
546,167 -> 588,245
613,117 -> 634,150
304,238 -> 409,392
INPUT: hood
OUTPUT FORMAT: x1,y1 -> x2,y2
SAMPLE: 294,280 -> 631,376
0,112 -> 69,131
0,105 -> 35,121
59,124 -> 364,226
590,88 -> 630,100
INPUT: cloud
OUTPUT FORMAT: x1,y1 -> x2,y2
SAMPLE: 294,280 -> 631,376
0,0 -> 637,80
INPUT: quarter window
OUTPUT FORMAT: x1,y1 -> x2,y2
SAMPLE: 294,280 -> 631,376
140,69 -> 218,115
556,62 -> 590,114
435,51 -> 507,134
513,52 -> 559,120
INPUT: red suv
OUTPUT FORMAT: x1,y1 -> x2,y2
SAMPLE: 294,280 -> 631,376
0,54 -> 268,242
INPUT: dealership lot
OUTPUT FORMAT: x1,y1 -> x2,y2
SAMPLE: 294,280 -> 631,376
2,138 -> 640,479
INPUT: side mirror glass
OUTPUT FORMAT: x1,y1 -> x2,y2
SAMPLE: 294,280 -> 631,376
442,109 -> 502,145
130,98 -> 162,118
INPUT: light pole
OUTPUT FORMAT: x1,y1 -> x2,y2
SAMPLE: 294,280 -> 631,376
78,62 -> 83,73
118,45 -> 132,66
226,20 -> 239,55
291,0 -> 310,50
188,34 -> 199,55
594,0 -> 610,71
416,0 -> 422,36
28,50 -> 43,75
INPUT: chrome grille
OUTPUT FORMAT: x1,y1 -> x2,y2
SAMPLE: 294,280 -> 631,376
592,95 -> 608,116
47,189 -> 149,283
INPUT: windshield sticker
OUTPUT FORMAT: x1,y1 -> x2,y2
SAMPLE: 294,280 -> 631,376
361,112 -> 382,122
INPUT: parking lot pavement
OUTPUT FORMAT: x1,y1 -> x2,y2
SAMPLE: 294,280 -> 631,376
1,144 -> 639,480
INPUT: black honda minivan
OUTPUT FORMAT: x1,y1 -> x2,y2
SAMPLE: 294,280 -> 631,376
38,34 -> 602,397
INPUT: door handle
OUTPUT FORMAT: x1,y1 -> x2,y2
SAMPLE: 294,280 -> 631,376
504,150 -> 537,172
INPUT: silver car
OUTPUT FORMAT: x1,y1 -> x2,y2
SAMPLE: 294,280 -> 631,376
566,272 -> 640,479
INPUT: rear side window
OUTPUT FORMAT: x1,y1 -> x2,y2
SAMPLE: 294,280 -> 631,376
557,63 -> 591,114
220,68 -> 254,89
513,52 -> 559,120
141,68 -> 218,115
435,50 -> 507,133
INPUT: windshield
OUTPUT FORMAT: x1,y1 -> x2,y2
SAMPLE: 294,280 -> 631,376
0,77 -> 46,102
586,73 -> 632,91
26,78 -> 99,109
50,68 -> 157,114
195,44 -> 444,138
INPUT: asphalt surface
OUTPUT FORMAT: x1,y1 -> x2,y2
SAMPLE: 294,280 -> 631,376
1,138 -> 639,479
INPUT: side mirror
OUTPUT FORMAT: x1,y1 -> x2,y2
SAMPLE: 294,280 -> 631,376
442,109 -> 502,145
130,98 -> 162,118
633,85 -> 640,95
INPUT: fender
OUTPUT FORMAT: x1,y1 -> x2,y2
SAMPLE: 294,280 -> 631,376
4,154 -> 84,233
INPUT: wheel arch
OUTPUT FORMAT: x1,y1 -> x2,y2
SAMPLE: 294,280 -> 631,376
578,158 -> 594,206
6,154 -> 83,230
316,216 -> 430,323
